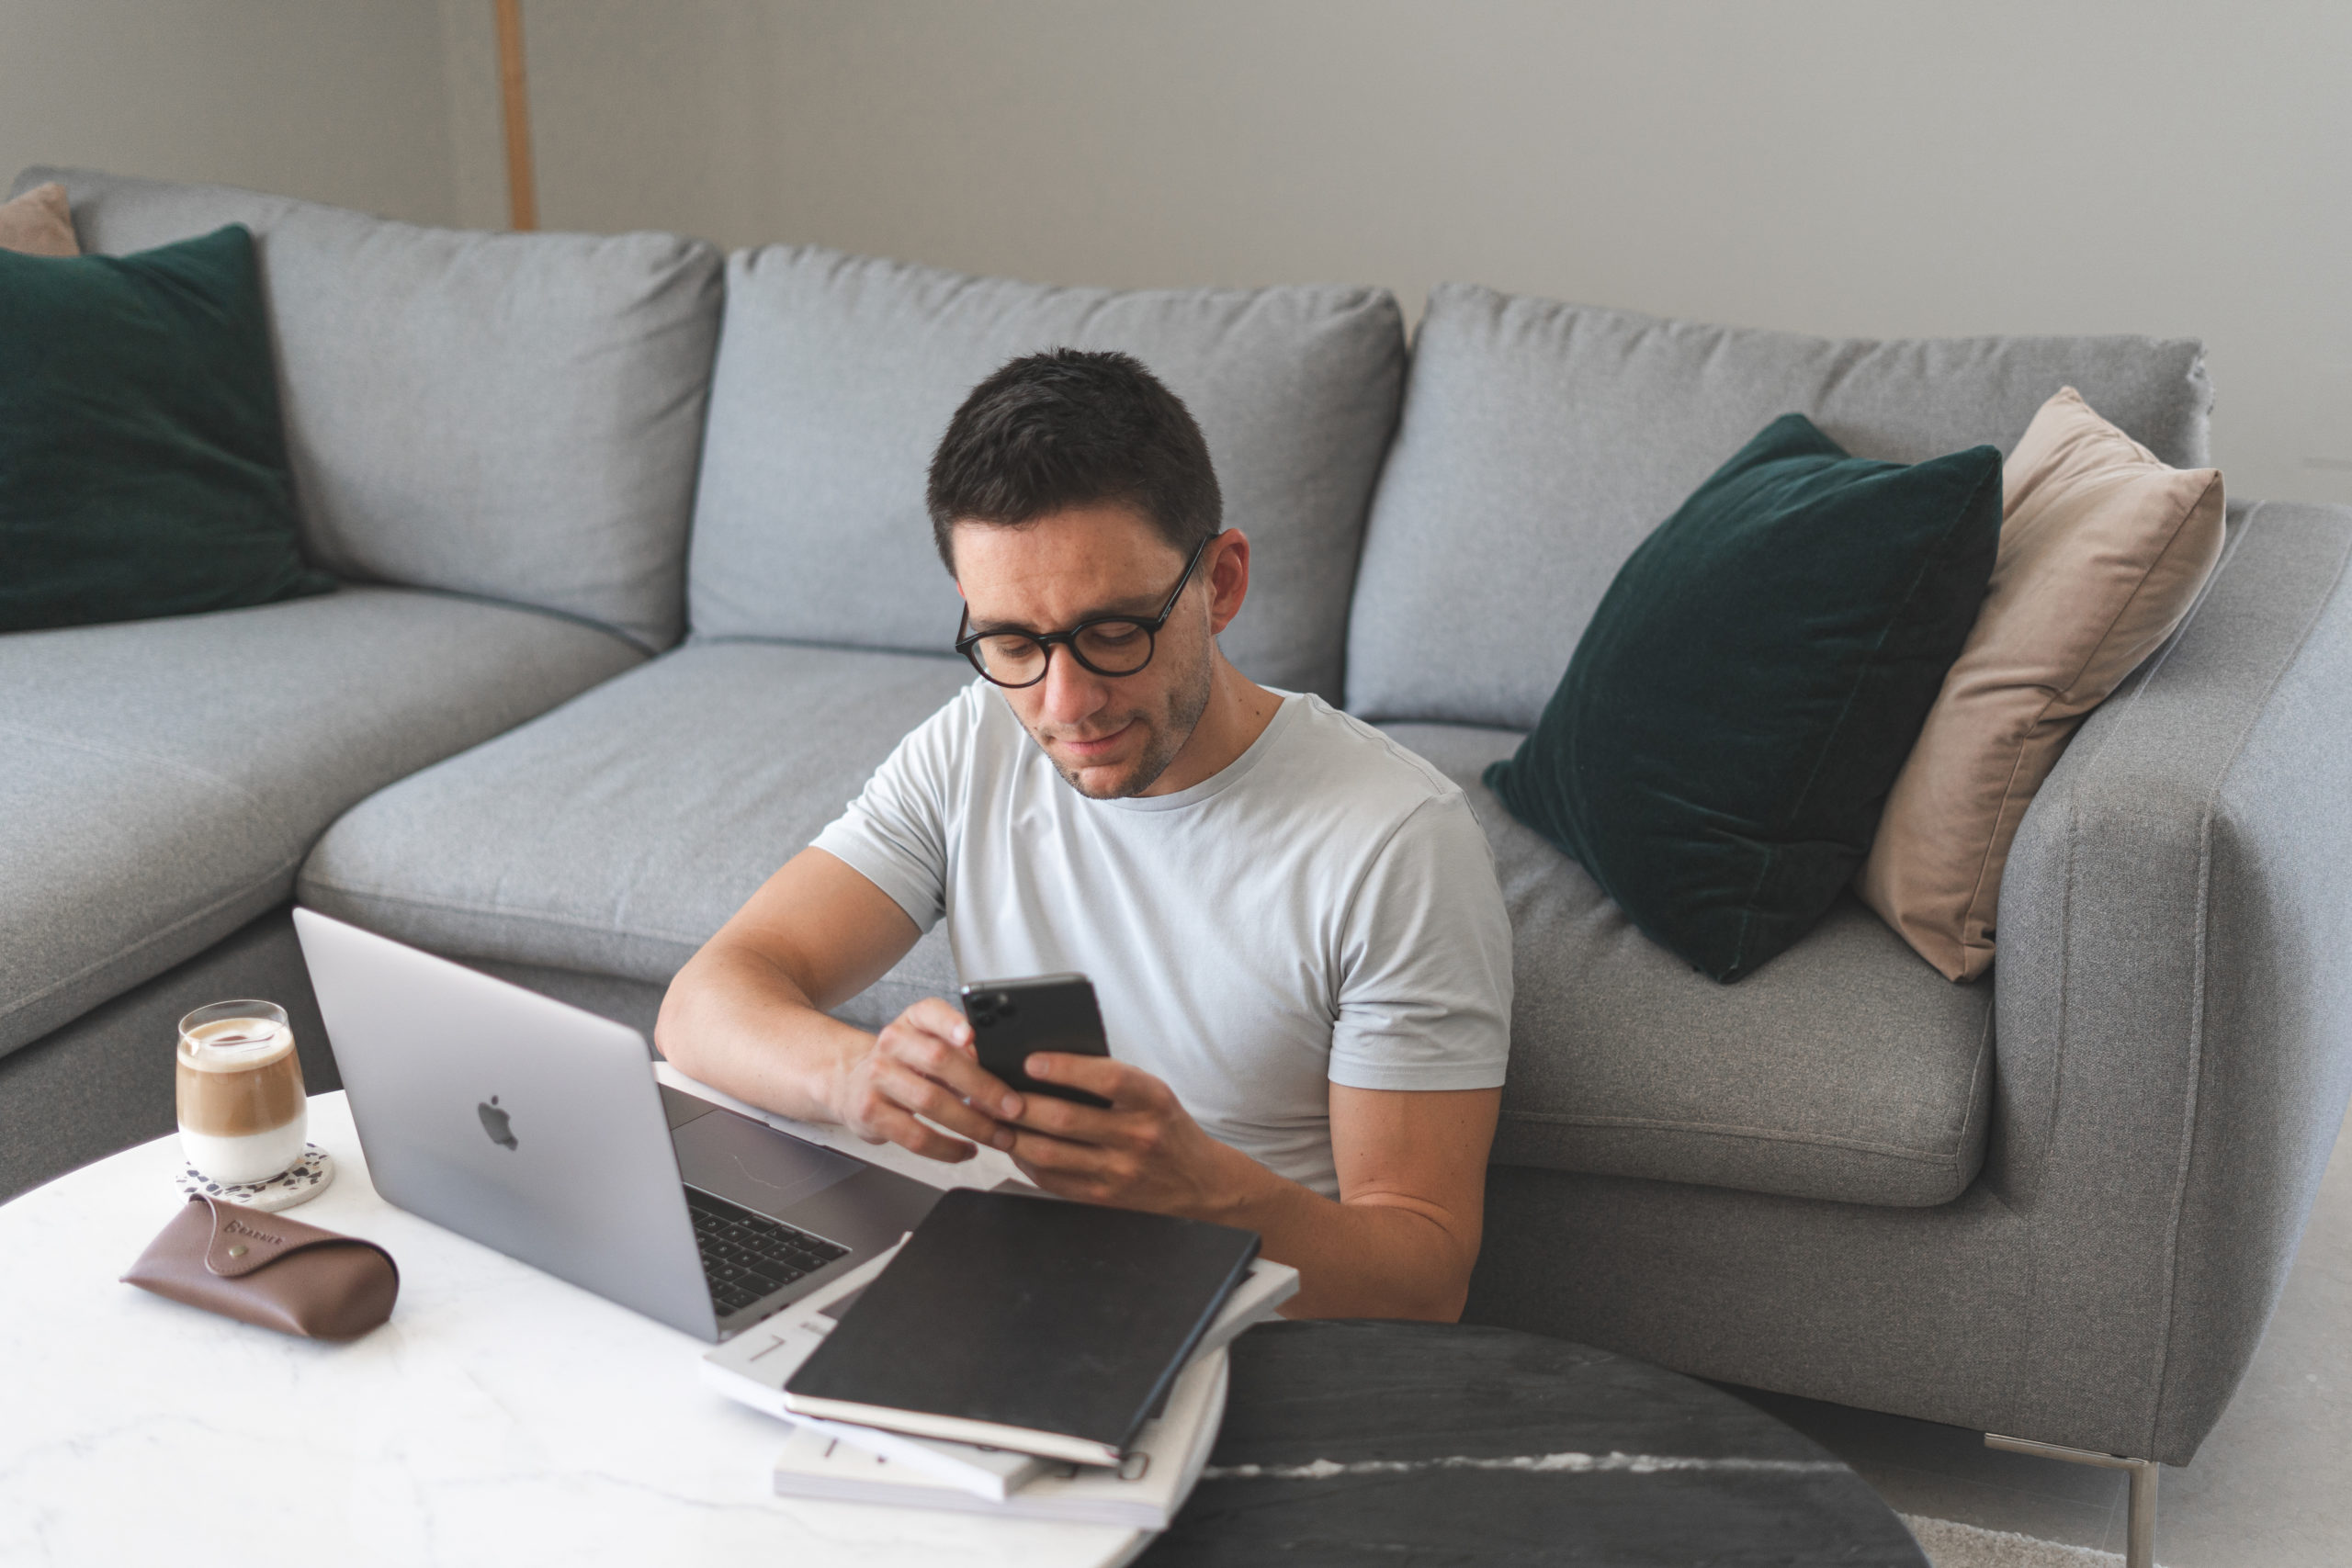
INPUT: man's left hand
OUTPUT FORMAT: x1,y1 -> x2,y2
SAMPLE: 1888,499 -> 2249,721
1000,1054 -> 1247,1217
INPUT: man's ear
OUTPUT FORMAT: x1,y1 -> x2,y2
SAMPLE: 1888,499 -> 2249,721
1204,530 -> 1250,636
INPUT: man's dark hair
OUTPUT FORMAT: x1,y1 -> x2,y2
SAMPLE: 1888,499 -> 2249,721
926,349 -> 1222,573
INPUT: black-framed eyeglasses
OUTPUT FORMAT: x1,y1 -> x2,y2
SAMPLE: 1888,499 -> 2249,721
954,531 -> 1218,689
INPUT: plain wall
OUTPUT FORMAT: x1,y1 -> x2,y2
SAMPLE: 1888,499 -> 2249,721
455,0 -> 2352,507
7,4 -> 2347,505
0,0 -> 456,225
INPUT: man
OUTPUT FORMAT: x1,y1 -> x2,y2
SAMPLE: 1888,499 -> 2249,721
657,349 -> 1512,1319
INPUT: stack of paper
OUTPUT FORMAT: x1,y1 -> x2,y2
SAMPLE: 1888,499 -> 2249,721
770,1347 -> 1231,1529
702,1241 -> 1297,1527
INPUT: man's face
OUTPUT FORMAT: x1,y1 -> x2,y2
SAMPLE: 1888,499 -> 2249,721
952,504 -> 1217,800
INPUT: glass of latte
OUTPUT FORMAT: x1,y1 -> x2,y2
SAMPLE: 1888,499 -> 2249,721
176,999 -> 307,1185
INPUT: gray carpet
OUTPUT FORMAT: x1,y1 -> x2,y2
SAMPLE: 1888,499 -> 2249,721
1905,1516 -> 2144,1568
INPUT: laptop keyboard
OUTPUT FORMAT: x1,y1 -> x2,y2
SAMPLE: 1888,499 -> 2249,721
686,1186 -> 850,1316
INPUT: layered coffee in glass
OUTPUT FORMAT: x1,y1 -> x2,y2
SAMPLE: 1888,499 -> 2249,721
175,999 -> 307,1184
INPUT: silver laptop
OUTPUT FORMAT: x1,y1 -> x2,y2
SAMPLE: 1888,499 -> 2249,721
293,908 -> 942,1342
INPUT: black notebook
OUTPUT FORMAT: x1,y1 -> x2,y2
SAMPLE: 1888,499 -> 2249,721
781,1189 -> 1261,1466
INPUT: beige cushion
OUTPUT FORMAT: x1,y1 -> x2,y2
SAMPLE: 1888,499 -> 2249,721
0,181 -> 77,256
1859,387 -> 2225,980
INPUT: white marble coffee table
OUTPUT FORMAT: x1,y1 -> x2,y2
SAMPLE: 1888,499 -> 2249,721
0,1084 -> 1143,1568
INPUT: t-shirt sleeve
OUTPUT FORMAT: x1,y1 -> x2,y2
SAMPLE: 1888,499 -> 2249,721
1327,792 -> 1514,1093
807,690 -> 968,934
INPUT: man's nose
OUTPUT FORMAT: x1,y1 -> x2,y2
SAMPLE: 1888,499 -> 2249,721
1038,648 -> 1111,727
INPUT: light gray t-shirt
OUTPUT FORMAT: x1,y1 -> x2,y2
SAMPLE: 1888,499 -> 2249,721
810,682 -> 1513,1197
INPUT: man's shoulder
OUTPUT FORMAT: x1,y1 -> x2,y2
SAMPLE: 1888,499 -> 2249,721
851,679 -> 1026,810
1272,694 -> 1471,824
891,678 -> 1008,758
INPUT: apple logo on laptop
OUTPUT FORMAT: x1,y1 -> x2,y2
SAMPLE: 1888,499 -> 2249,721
478,1095 -> 518,1151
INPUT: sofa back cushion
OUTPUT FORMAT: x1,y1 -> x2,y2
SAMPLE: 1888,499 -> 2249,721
0,226 -> 333,632
1347,284 -> 2213,728
1858,388 -> 2227,982
688,247 -> 1405,701
1485,414 -> 2005,983
16,167 -> 724,650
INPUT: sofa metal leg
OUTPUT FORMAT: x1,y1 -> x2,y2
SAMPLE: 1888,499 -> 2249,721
1984,1433 -> 2158,1568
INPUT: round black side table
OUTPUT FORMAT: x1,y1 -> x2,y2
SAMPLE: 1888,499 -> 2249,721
1144,1321 -> 1928,1566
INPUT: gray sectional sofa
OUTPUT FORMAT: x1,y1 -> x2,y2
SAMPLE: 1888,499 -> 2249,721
9,166 -> 2351,1475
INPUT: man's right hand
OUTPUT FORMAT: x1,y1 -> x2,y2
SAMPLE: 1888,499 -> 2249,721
830,997 -> 1026,1164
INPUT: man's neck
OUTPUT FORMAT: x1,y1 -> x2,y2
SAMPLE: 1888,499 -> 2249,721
1138,653 -> 1283,797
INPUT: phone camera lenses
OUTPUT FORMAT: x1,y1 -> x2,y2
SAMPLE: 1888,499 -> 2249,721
970,1006 -> 997,1028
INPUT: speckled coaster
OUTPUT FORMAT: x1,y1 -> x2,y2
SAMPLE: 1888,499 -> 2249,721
174,1145 -> 335,1213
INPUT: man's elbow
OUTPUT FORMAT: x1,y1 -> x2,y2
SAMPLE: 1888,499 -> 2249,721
651,968 -> 706,1075
1281,1263 -> 1470,1323
1285,1206 -> 1480,1322
1379,1203 -> 1482,1322
1391,1261 -> 1474,1323
652,935 -> 763,1076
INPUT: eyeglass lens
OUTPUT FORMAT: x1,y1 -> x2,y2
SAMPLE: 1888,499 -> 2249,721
971,620 -> 1154,684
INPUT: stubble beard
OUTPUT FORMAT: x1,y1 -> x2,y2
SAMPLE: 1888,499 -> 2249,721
1038,647 -> 1216,801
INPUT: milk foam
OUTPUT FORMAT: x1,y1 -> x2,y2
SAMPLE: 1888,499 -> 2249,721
178,1016 -> 293,1071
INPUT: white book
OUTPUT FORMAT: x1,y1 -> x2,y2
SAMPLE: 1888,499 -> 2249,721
772,1347 -> 1229,1529
704,1248 -> 1296,1498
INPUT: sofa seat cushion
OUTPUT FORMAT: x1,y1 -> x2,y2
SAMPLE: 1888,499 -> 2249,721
298,642 -> 976,1019
1384,722 -> 1993,1208
0,588 -> 645,1057
1349,284 -> 2212,729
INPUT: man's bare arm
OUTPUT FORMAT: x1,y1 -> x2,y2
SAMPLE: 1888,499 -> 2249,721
1005,1055 -> 1499,1320
1291,1081 -> 1498,1320
655,848 -> 1026,1163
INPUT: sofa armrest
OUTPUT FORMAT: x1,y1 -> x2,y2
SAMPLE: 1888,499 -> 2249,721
1990,498 -> 2352,1463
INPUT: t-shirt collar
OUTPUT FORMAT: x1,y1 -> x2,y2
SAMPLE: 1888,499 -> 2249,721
1094,691 -> 1302,813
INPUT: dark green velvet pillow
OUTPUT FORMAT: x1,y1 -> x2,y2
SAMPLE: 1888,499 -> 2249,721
1485,413 -> 2002,982
0,223 -> 331,632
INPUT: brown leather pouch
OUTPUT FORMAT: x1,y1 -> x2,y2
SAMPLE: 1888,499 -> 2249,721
122,1195 -> 399,1340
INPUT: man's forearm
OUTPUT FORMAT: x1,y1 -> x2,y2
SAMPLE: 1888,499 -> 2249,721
1191,1142 -> 1476,1322
999,1056 -> 1487,1319
654,941 -> 867,1124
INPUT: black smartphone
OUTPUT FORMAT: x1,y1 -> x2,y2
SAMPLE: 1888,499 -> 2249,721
958,972 -> 1113,1110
